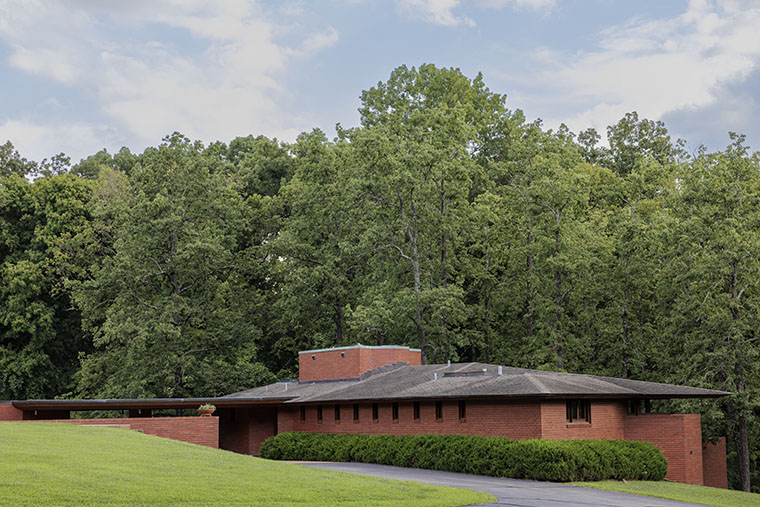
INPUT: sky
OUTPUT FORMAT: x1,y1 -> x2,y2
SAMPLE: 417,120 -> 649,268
0,0 -> 758,164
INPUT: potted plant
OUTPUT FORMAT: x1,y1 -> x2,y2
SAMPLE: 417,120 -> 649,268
198,404 -> 216,417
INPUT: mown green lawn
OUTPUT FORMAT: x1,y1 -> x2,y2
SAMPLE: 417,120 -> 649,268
570,480 -> 760,507
0,422 -> 494,506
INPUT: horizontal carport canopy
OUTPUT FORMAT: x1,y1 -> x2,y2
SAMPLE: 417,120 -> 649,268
12,397 -> 292,411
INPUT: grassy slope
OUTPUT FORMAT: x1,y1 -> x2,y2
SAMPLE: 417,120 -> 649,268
0,423 -> 494,506
570,480 -> 760,507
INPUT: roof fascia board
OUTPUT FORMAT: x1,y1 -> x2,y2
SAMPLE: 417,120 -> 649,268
299,344 -> 422,354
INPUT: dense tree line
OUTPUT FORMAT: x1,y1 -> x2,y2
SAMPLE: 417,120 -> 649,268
1,65 -> 759,491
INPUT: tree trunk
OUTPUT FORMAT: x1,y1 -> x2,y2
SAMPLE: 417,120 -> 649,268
483,225 -> 491,363
334,305 -> 343,345
553,226 -> 564,370
524,230 -> 534,339
621,261 -> 630,378
736,412 -> 751,492
728,261 -> 751,491
409,201 -> 427,364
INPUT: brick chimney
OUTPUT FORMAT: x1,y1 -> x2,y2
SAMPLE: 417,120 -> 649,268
298,344 -> 422,381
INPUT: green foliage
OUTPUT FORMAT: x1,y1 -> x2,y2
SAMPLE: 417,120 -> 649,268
73,133 -> 273,398
0,174 -> 93,399
260,432 -> 667,482
0,141 -> 37,178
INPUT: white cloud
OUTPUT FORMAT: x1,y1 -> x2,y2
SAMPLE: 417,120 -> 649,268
0,0 -> 338,161
525,0 -> 760,139
476,0 -> 555,11
397,0 -> 476,27
302,27 -> 340,53
0,119 -> 123,163
397,0 -> 553,27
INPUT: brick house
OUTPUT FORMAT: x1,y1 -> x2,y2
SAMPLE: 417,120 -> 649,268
1,344 -> 729,487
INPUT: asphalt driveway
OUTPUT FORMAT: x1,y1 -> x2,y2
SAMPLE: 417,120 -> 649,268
298,462 -> 709,507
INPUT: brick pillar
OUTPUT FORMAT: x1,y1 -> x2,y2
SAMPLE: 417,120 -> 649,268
702,438 -> 728,489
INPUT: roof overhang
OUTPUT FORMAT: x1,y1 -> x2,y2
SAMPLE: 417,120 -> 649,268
288,392 -> 731,404
12,397 -> 289,411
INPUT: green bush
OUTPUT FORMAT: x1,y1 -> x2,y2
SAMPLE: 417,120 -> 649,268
259,432 -> 667,482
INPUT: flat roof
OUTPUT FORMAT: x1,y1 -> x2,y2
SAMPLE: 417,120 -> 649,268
299,344 -> 422,354
10,397 -> 291,411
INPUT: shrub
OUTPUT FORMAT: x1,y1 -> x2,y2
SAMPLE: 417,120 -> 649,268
259,432 -> 667,482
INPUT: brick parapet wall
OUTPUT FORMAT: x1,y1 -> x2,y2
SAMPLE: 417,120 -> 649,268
624,413 -> 703,485
41,416 -> 219,448
702,437 -> 728,489
0,403 -> 23,421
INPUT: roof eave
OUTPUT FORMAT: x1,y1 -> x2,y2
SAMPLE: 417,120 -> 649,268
11,397 -> 291,411
285,392 -> 731,404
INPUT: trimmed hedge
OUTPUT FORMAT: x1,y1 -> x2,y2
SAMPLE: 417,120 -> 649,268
259,432 -> 667,482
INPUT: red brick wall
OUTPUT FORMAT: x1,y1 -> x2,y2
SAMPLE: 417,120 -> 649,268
284,400 -> 542,439
277,406 -> 298,434
624,413 -> 703,485
299,346 -> 421,381
703,437 -> 728,489
219,408 -> 250,454
248,407 -> 277,455
42,417 -> 219,448
219,407 -> 277,455
358,347 -> 422,374
0,403 -> 23,421
540,400 -> 625,440
277,399 -> 712,487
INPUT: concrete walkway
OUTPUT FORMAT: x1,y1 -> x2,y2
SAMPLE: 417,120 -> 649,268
298,462 -> 709,507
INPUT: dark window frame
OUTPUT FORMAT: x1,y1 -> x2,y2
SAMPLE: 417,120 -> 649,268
372,403 -> 379,422
566,399 -> 591,424
317,405 -> 323,422
392,402 -> 399,421
413,401 -> 421,421
458,400 -> 466,421
300,406 -> 306,422
334,404 -> 341,421
435,401 -> 443,421
353,403 -> 360,422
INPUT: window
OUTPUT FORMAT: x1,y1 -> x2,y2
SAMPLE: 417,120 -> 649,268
628,399 -> 653,416
458,400 -> 466,421
392,402 -> 399,421
413,402 -> 420,421
353,403 -> 360,422
334,404 -> 341,421
300,406 -> 306,422
372,403 -> 379,421
435,401 -> 443,421
317,405 -> 323,422
566,400 -> 591,423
